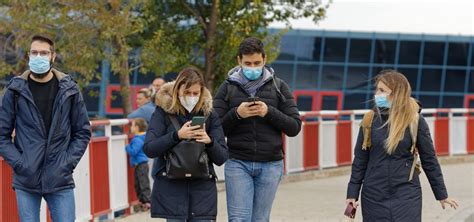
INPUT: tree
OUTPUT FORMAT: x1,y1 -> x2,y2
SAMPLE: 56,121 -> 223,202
140,1 -> 328,90
0,0 -> 146,116
0,1 -> 101,85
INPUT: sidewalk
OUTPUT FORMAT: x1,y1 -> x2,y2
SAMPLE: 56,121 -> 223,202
117,161 -> 474,222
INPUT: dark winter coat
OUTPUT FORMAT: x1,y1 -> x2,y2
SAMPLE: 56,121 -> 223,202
347,112 -> 448,222
143,82 -> 228,220
0,69 -> 91,194
213,66 -> 301,162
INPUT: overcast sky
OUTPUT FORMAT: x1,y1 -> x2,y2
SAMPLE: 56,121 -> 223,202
270,0 -> 473,36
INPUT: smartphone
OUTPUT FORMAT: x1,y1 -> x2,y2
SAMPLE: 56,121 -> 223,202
247,96 -> 261,106
191,116 -> 206,129
344,202 -> 356,219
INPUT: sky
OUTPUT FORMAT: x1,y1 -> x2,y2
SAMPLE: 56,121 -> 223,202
270,0 -> 474,36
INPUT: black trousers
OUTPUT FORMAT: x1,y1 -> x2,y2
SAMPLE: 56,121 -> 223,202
135,162 -> 151,203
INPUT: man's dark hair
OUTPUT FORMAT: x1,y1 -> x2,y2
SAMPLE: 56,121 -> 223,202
31,34 -> 55,52
238,37 -> 265,58
133,118 -> 148,132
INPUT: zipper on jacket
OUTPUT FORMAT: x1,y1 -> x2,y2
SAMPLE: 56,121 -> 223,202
41,85 -> 77,193
253,119 -> 257,161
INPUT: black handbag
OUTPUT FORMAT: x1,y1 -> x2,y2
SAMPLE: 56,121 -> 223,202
164,115 -> 210,179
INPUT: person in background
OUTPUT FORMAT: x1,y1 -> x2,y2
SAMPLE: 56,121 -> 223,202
128,88 -> 156,123
125,118 -> 151,211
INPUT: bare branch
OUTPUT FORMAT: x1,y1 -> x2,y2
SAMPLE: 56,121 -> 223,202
179,0 -> 208,34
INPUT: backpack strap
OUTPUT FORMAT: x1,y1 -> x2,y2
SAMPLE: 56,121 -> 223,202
224,82 -> 237,103
167,115 -> 181,131
360,110 -> 375,150
408,113 -> 420,181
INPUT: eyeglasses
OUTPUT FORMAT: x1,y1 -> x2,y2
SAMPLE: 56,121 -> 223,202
29,50 -> 51,57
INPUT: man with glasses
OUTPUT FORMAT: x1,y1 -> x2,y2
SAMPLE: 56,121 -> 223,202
0,34 -> 91,221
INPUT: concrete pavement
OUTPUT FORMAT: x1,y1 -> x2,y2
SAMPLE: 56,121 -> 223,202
116,160 -> 474,222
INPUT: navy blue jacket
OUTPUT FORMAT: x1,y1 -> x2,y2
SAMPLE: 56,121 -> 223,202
347,112 -> 448,222
143,82 -> 228,220
125,133 -> 148,166
0,69 -> 91,194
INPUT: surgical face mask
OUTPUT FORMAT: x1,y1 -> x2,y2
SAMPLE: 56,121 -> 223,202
179,96 -> 200,113
374,94 -> 391,108
242,66 -> 263,81
29,55 -> 51,74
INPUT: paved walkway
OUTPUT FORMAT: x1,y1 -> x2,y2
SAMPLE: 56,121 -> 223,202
117,162 -> 474,222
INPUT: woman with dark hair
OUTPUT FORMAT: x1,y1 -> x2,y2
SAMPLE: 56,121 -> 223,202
144,67 -> 228,222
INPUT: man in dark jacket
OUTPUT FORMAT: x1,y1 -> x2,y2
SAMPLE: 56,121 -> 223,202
0,35 -> 91,222
213,37 -> 301,222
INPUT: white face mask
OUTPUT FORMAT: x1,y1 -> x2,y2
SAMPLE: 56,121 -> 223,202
179,96 -> 200,113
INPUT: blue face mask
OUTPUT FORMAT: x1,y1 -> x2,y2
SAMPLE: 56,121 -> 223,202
374,94 -> 391,108
29,56 -> 51,74
242,66 -> 263,81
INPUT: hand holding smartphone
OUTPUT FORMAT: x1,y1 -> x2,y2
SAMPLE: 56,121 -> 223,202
191,116 -> 206,129
247,96 -> 261,107
344,202 -> 357,219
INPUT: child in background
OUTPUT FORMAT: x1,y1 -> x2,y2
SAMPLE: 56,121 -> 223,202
126,118 -> 151,210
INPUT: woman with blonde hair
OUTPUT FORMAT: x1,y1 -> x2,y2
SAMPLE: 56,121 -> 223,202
144,67 -> 228,221
345,70 -> 458,221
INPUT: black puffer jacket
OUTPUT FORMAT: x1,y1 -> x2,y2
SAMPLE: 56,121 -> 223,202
213,66 -> 301,162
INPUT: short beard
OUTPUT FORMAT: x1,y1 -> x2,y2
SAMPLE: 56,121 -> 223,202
31,69 -> 51,79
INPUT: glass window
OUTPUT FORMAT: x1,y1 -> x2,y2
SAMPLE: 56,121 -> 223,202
296,36 -> 321,62
109,72 -> 120,84
468,99 -> 474,108
295,96 -> 314,111
295,64 -> 318,89
374,40 -> 396,64
469,70 -> 474,93
399,41 -> 421,64
423,41 -> 445,65
444,69 -> 466,93
349,39 -> 371,63
320,65 -> 344,90
277,35 -> 298,61
136,71 -> 156,85
269,63 -> 294,86
323,38 -> 347,62
82,87 -> 100,112
418,95 -> 440,108
343,93 -> 368,110
321,96 -> 339,110
397,68 -> 419,91
447,42 -> 469,66
471,43 -> 474,66
442,96 -> 464,108
111,89 -> 123,109
420,69 -> 442,91
346,67 -> 369,90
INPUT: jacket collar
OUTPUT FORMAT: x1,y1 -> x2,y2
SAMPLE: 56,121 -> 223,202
9,68 -> 75,92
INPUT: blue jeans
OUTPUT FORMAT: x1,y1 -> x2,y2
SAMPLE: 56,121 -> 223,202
15,188 -> 75,222
225,159 -> 284,222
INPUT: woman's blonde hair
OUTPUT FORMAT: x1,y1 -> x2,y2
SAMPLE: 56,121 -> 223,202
375,70 -> 419,154
169,67 -> 206,116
